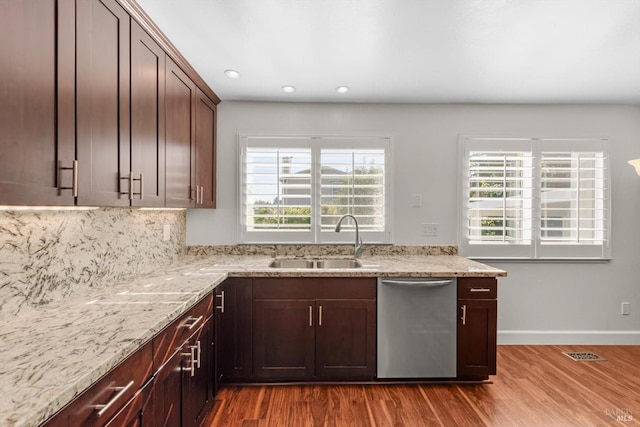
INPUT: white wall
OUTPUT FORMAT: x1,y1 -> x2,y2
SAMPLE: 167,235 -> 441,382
188,101 -> 640,344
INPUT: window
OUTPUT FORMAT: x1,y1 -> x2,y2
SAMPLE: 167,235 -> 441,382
239,135 -> 392,243
459,137 -> 610,260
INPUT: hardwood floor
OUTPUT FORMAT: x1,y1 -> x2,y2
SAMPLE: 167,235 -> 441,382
206,346 -> 640,426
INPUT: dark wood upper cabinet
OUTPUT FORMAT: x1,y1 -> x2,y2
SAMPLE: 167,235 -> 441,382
131,21 -> 166,207
0,0 -> 75,205
194,88 -> 217,208
165,58 -> 196,208
0,0 -> 219,208
76,0 -> 131,207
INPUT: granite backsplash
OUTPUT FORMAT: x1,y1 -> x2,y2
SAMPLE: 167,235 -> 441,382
0,208 -> 186,318
187,244 -> 458,257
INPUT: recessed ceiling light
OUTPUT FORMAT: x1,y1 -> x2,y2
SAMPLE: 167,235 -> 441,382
224,69 -> 241,79
281,85 -> 296,93
336,86 -> 350,94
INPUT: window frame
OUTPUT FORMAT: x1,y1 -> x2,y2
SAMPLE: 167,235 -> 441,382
458,136 -> 611,261
238,134 -> 393,244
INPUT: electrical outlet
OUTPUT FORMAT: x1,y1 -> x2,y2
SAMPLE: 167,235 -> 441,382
163,224 -> 171,242
422,223 -> 439,236
621,302 -> 630,315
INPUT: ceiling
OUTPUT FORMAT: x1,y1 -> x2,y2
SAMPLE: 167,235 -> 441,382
136,0 -> 640,104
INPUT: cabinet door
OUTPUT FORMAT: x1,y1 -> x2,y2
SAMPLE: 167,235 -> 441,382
151,349 -> 184,427
217,278 -> 253,382
130,21 -> 165,207
194,88 -> 216,208
182,318 -> 214,427
76,0 -> 131,206
253,299 -> 315,380
165,57 -> 196,208
315,299 -> 376,380
457,299 -> 497,379
0,0 -> 75,205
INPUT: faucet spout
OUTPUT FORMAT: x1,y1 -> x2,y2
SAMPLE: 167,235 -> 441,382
335,214 -> 363,258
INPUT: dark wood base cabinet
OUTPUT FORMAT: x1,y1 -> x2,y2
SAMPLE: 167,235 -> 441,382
43,294 -> 215,427
216,278 -> 253,383
456,278 -> 498,380
215,277 -> 377,384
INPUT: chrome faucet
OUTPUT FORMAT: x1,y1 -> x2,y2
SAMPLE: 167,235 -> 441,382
335,214 -> 363,258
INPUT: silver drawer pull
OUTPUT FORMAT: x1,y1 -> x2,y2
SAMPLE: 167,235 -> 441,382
461,304 -> 467,326
94,380 -> 135,417
470,288 -> 492,292
184,315 -> 203,330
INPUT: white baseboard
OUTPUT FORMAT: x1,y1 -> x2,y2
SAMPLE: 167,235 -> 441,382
497,330 -> 640,345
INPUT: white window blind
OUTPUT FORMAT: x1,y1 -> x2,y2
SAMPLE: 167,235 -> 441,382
239,135 -> 392,243
460,137 -> 610,260
320,149 -> 386,233
244,147 -> 312,232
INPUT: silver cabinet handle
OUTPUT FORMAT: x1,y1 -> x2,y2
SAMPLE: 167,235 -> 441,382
319,305 -> 323,326
72,160 -> 78,197
195,340 -> 201,369
470,288 -> 491,292
182,345 -> 196,377
216,291 -> 225,313
94,380 -> 134,417
309,306 -> 313,327
119,172 -> 134,200
198,185 -> 204,204
184,315 -> 203,330
461,304 -> 467,326
58,160 -> 78,197
132,173 -> 143,200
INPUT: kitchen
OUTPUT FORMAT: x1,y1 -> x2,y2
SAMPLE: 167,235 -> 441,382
1,0 -> 640,426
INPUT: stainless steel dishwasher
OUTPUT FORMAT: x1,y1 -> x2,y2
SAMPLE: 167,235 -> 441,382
377,277 -> 457,378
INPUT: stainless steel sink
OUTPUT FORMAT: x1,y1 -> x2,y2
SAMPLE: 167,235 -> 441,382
268,258 -> 362,269
315,259 -> 362,269
268,259 -> 315,269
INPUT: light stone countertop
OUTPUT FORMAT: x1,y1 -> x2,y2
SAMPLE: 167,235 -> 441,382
195,253 -> 507,278
0,253 -> 505,427
0,264 -> 227,427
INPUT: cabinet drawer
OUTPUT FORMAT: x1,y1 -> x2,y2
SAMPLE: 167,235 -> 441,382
457,277 -> 497,299
43,340 -> 153,427
254,277 -> 376,300
153,294 -> 213,368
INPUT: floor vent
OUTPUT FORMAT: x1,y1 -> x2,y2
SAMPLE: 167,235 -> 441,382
563,351 -> 606,361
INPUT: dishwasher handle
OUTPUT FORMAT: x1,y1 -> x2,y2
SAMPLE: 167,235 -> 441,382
380,279 -> 454,288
